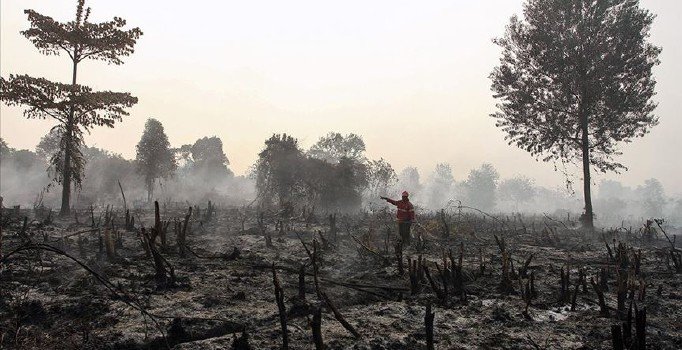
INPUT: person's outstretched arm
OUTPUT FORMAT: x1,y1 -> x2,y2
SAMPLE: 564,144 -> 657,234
380,196 -> 398,205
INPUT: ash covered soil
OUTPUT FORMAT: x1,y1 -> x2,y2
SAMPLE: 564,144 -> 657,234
1,205 -> 681,349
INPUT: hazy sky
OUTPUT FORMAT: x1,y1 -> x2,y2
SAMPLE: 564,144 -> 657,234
1,0 -> 681,195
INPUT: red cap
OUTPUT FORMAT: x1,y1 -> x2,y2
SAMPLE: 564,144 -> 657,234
402,191 -> 409,197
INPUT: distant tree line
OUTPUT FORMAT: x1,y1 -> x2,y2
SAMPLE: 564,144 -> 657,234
0,115 -> 242,209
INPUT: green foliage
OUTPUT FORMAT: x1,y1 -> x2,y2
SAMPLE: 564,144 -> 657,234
21,0 -> 142,64
398,167 -> 422,195
464,163 -> 499,211
490,0 -> 660,171
490,0 -> 661,227
426,163 -> 455,209
135,118 -> 176,201
308,132 -> 366,164
255,133 -> 371,211
637,178 -> 665,218
190,136 -> 233,177
498,175 -> 535,206
255,134 -> 305,206
366,158 -> 397,198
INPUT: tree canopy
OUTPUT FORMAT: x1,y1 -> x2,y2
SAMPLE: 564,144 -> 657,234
490,0 -> 661,227
135,118 -> 176,202
308,132 -> 366,164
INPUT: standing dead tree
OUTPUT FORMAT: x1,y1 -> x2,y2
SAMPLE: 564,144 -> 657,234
559,266 -> 571,304
590,277 -> 609,317
408,255 -> 424,295
258,212 -> 272,248
394,240 -> 404,275
654,219 -> 681,273
311,306 -> 324,350
272,264 -> 289,349
425,303 -> 435,350
142,201 -> 176,289
175,206 -> 192,257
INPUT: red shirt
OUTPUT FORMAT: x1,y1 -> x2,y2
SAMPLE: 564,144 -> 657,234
386,198 -> 415,222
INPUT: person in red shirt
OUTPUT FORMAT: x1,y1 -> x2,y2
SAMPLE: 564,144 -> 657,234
381,191 -> 416,245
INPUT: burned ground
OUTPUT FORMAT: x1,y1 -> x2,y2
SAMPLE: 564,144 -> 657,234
1,204 -> 681,349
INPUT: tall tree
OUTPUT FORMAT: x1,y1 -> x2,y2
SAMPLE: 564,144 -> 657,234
136,118 -> 176,202
636,178 -> 665,218
464,163 -> 500,212
190,136 -> 233,184
255,134 -> 305,207
398,167 -> 422,194
426,163 -> 455,209
308,132 -> 366,164
498,175 -> 535,211
0,0 -> 142,215
366,158 -> 397,198
490,0 -> 661,228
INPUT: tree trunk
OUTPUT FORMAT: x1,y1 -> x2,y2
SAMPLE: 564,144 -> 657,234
60,58 -> 79,216
60,134 -> 72,216
580,107 -> 594,229
147,178 -> 154,203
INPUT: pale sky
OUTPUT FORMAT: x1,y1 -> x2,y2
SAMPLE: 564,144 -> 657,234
1,0 -> 681,194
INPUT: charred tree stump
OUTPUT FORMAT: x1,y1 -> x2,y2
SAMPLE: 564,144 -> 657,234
559,267 -> 570,303
591,278 -> 610,317
635,305 -> 646,350
258,212 -> 272,248
313,239 -> 322,298
439,209 -> 450,238
436,254 -> 450,299
611,324 -> 624,350
450,244 -> 466,300
623,302 -> 633,348
519,254 -> 534,278
78,234 -> 86,259
604,235 -> 615,262
669,248 -> 682,273
423,265 -> 445,302
312,306 -> 324,350
19,216 -> 29,243
328,213 -> 337,243
616,271 -> 627,320
231,331 -> 252,350
272,264 -> 289,350
425,303 -> 435,350
395,240 -> 404,276
522,278 -> 532,316
600,267 -> 609,292
408,256 -> 423,295
479,247 -> 485,276
90,205 -> 96,228
499,251 -> 514,294
317,230 -> 329,250
177,206 -> 192,258
298,264 -> 306,301
204,200 -> 214,222
104,228 -> 116,260
570,269 -> 585,311
142,226 -> 176,289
